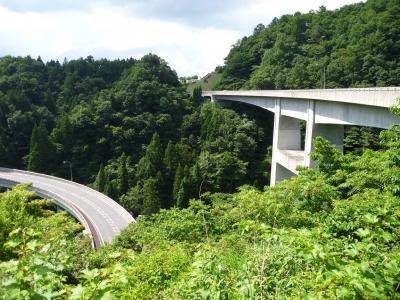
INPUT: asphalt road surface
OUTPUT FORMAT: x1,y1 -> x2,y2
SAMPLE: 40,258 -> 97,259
0,167 -> 135,248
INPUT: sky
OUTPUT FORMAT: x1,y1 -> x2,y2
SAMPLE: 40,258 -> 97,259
0,0 -> 363,77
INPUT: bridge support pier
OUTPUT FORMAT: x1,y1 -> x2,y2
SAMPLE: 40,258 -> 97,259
271,99 -> 344,186
271,98 -> 303,185
204,88 -> 400,186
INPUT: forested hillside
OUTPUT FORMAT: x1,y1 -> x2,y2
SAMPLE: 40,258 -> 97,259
0,54 -> 272,216
216,0 -> 400,90
1,0 -> 400,298
1,0 -> 397,216
1,116 -> 400,298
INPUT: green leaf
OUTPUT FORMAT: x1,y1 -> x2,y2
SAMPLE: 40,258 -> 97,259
356,228 -> 370,238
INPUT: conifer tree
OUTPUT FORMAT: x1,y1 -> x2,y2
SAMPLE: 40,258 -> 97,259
142,172 -> 162,215
0,136 -> 7,165
120,185 -> 143,216
192,86 -> 203,107
136,132 -> 163,181
105,180 -> 119,201
176,166 -> 193,208
27,122 -> 56,173
0,107 -> 8,165
162,140 -> 177,205
117,153 -> 129,196
94,163 -> 107,192
172,164 -> 183,206
163,141 -> 177,178
52,114 -> 74,158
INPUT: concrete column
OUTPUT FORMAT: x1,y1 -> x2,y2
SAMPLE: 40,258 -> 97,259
270,99 -> 345,186
314,124 -> 344,152
276,163 -> 297,182
304,100 -> 315,167
277,116 -> 302,150
270,100 -> 302,185
270,98 -> 281,186
304,101 -> 344,167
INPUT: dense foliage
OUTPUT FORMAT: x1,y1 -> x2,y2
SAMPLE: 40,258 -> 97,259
211,0 -> 395,154
216,0 -> 400,90
1,0 -> 394,215
1,0 -> 399,297
0,54 -> 272,215
1,117 -> 400,298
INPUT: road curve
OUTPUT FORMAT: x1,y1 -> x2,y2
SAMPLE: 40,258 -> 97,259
0,167 -> 135,248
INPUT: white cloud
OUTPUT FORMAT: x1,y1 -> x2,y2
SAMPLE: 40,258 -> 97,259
0,3 -> 240,76
212,0 -> 365,34
0,0 -> 363,76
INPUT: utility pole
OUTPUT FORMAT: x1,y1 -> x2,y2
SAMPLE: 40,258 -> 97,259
308,35 -> 327,89
316,64 -> 326,89
63,160 -> 73,181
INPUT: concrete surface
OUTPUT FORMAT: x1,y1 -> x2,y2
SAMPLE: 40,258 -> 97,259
0,167 -> 134,248
204,88 -> 400,185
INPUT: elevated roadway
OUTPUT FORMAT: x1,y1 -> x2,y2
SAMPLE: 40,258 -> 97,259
0,167 -> 134,248
203,87 -> 400,185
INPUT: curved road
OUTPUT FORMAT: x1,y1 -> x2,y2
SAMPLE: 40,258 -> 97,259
0,167 -> 134,248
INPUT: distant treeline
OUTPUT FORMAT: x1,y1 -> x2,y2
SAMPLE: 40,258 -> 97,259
0,54 -> 272,215
216,0 -> 399,90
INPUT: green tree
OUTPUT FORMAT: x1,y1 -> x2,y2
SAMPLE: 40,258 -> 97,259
51,114 -> 74,160
195,151 -> 247,194
311,136 -> 344,174
192,86 -> 203,107
104,180 -> 119,201
344,126 -> 381,154
176,166 -> 194,208
117,153 -> 129,197
120,185 -> 143,216
0,106 -> 8,165
142,173 -> 163,215
27,123 -> 56,173
172,164 -> 183,206
162,141 -> 177,207
94,163 -> 107,193
136,133 -> 164,181
216,0 -> 400,90
163,141 -> 177,179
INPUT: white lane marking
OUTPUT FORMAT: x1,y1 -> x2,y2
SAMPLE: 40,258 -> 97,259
0,168 -> 134,224
5,170 -> 132,227
0,173 -> 119,239
34,180 -> 120,234
0,177 -> 104,246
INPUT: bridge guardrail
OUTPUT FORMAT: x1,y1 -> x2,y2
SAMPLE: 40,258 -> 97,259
0,178 -> 97,247
0,167 -> 134,224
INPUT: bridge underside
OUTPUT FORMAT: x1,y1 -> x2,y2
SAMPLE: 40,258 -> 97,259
210,94 -> 400,185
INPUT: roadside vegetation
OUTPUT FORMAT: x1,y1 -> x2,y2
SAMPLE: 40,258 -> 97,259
1,0 -> 397,217
1,113 -> 400,298
1,0 -> 399,298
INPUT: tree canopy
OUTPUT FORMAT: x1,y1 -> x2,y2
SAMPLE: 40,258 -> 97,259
216,0 -> 400,90
0,0 -> 399,297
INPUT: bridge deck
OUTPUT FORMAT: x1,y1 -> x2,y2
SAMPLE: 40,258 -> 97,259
203,87 -> 400,108
0,168 -> 134,247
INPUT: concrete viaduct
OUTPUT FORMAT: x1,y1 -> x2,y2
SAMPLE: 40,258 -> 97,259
0,168 -> 134,248
203,87 -> 400,186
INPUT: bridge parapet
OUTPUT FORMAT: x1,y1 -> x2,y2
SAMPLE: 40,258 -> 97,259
203,88 -> 400,185
203,87 -> 400,108
0,168 -> 134,248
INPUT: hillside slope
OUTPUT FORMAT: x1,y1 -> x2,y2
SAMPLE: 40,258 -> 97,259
216,0 -> 400,90
186,71 -> 222,93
